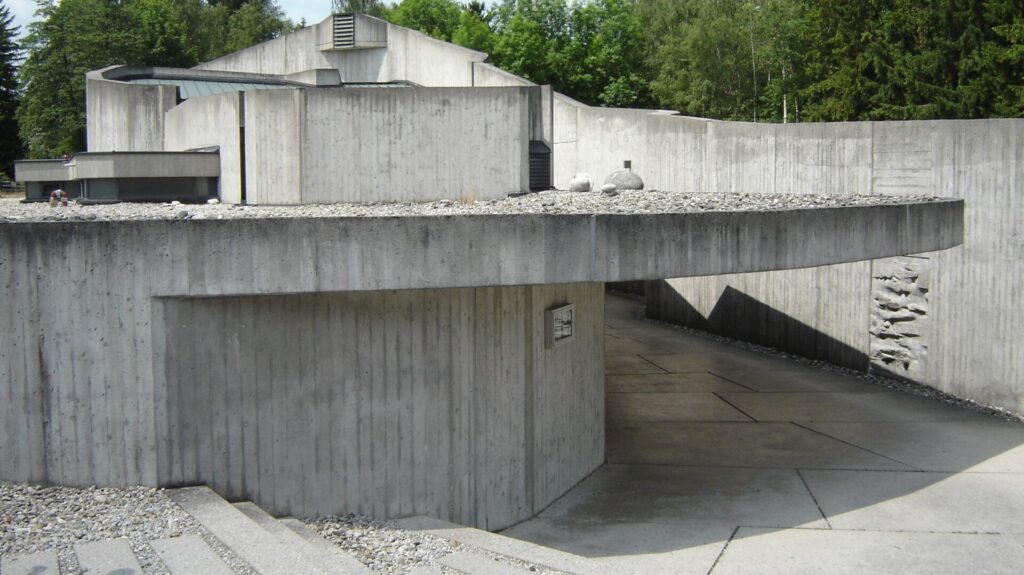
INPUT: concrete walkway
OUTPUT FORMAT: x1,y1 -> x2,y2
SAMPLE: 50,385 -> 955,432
501,294 -> 1024,574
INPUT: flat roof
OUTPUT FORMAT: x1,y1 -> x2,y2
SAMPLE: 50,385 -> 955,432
0,194 -> 962,293
0,191 -> 945,222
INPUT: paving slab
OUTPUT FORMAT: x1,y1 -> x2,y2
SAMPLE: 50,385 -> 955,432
604,355 -> 667,375
2,550 -> 60,575
711,527 -> 1024,575
709,368 -> 884,393
438,551 -> 535,574
720,391 -> 987,422
528,465 -> 828,529
503,518 -> 733,575
607,373 -> 752,394
606,336 -> 675,356
607,421 -> 912,470
643,352 -> 796,374
607,392 -> 753,422
801,420 -> 1024,473
150,535 -> 235,575
801,469 -> 1024,534
75,538 -> 143,575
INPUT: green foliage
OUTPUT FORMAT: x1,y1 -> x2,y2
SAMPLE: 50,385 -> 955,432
389,0 -> 463,41
1,1 -> 22,177
452,9 -> 494,53
333,0 -> 390,19
17,0 -> 294,158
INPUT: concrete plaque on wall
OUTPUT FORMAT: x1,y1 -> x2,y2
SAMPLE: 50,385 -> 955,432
545,304 -> 575,349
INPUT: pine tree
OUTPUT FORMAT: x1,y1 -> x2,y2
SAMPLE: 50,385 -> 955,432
0,1 -> 22,177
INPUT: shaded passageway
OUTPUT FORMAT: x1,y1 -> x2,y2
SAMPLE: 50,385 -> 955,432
501,293 -> 1024,574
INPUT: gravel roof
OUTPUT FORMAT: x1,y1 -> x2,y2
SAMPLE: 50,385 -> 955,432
0,190 -> 946,224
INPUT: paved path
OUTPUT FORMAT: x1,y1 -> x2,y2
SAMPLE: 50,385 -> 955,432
502,294 -> 1024,574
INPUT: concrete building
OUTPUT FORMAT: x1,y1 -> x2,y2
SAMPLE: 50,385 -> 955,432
3,12 -> 1016,530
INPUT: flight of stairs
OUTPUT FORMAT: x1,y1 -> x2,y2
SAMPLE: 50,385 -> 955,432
2,486 -> 591,575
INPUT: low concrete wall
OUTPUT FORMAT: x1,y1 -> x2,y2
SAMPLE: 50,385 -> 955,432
626,117 -> 1024,413
86,78 -> 177,152
164,93 -> 244,204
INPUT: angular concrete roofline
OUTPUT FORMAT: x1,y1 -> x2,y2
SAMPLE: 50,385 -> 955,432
1,199 -> 963,296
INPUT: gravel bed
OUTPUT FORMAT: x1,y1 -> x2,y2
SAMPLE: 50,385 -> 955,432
0,190 -> 944,223
308,515 -> 564,575
308,515 -> 454,574
0,484 -> 202,574
611,290 -> 1024,423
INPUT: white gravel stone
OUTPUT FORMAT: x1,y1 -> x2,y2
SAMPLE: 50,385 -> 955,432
308,515 -> 456,575
0,191 -> 944,223
0,484 -> 204,575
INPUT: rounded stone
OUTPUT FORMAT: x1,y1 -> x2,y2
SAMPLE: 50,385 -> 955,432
601,183 -> 617,194
605,170 -> 644,191
569,173 -> 594,193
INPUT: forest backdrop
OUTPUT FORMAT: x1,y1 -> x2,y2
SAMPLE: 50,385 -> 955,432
1,0 -> 1023,178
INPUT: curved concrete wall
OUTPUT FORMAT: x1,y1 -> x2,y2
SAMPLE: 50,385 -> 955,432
574,113 -> 1024,413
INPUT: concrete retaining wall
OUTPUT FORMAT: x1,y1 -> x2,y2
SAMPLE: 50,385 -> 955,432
0,218 -> 604,528
164,93 -> 244,204
156,283 -> 603,527
622,117 -> 1024,413
86,78 -> 176,152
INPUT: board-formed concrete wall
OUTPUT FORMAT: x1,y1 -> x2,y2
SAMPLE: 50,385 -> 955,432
0,218 -> 604,529
196,15 -> 486,88
86,77 -> 176,152
155,283 -> 604,528
163,92 -> 244,204
243,86 -> 533,204
612,116 -> 1024,413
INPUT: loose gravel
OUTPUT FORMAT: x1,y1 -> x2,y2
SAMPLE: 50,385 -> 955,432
0,190 -> 945,223
309,515 -> 454,574
0,484 -> 201,574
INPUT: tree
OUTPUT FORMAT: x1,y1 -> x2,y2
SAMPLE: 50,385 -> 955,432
452,9 -> 495,53
333,0 -> 390,19
17,0 -> 295,158
389,0 -> 463,41
1,1 -> 22,177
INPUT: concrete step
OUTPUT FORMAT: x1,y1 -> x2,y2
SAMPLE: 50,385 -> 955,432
397,516 -> 598,575
167,486 -> 334,575
439,551 -> 537,574
405,566 -> 448,575
150,534 -> 235,575
232,502 -> 370,575
1,549 -> 60,575
277,517 -> 373,575
75,538 -> 144,575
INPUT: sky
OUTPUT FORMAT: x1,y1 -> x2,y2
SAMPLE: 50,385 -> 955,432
4,1 -> 337,37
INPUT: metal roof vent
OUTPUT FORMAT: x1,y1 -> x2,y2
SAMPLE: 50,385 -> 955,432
529,141 -> 551,191
333,14 -> 355,48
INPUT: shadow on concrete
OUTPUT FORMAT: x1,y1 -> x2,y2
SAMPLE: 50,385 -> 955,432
499,292 -> 1024,574
646,280 -> 869,371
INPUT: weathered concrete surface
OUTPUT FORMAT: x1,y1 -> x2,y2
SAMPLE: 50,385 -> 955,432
157,284 -> 604,528
640,118 -> 1024,413
164,92 -> 244,204
502,295 -> 1024,575
86,76 -> 176,153
0,201 -> 956,526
